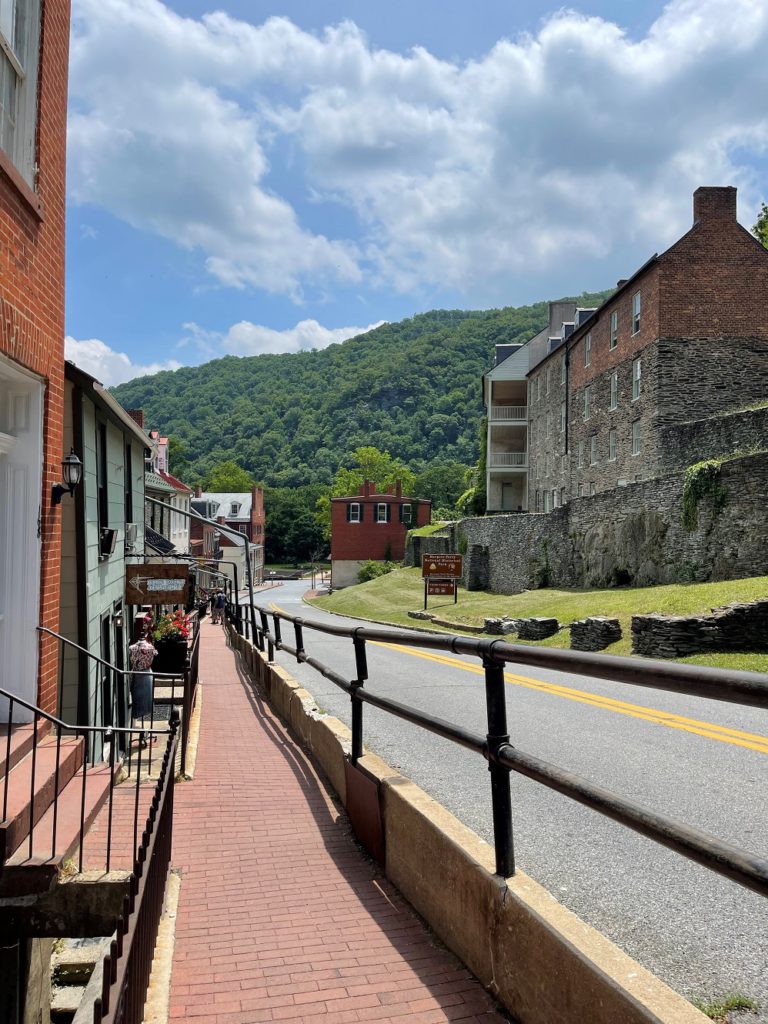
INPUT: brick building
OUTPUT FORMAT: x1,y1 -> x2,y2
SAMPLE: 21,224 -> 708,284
331,480 -> 431,588
0,0 -> 71,720
193,486 -> 266,587
523,186 -> 768,511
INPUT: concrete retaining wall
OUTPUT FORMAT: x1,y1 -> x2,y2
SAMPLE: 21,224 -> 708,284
226,624 -> 707,1024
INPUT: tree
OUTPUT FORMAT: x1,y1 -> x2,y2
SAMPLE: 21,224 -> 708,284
414,461 -> 471,509
752,202 -> 768,249
204,460 -> 254,491
316,446 -> 417,538
167,435 -> 189,478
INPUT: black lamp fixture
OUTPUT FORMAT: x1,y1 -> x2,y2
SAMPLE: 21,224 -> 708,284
52,448 -> 83,505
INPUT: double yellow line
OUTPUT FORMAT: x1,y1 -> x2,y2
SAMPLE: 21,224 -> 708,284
268,604 -> 768,755
370,641 -> 768,756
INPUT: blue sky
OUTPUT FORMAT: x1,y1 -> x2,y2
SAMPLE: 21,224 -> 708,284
65,0 -> 768,385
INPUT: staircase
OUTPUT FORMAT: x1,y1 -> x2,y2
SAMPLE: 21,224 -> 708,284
0,722 -> 114,884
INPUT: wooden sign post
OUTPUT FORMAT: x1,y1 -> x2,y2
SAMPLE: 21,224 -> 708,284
125,563 -> 190,606
421,554 -> 463,610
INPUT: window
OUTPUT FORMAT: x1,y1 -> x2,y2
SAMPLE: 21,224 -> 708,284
348,502 -> 361,523
561,355 -> 566,384
590,435 -> 598,466
583,385 -> 592,421
546,366 -> 551,395
376,503 -> 389,523
546,411 -> 552,438
529,419 -> 535,447
590,482 -> 596,496
560,487 -> 566,505
632,357 -> 642,400
610,310 -> 618,349
577,440 -> 584,468
400,503 -> 412,524
609,371 -> 618,410
585,333 -> 591,367
577,484 -> 584,498
632,291 -> 641,335
559,401 -> 566,433
536,376 -> 541,401
535,490 -> 541,512
608,428 -> 617,461
552,489 -> 558,510
0,0 -> 41,187
230,502 -> 241,516
632,419 -> 642,455
543,491 -> 550,512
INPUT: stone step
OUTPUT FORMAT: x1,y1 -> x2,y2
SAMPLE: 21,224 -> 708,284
0,720 -> 51,780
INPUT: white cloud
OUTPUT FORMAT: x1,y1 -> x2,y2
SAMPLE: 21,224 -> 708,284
69,0 -> 768,301
182,318 -> 385,358
65,336 -> 182,387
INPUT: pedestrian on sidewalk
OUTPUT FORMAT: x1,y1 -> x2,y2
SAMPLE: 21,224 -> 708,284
213,588 -> 226,625
129,620 -> 156,749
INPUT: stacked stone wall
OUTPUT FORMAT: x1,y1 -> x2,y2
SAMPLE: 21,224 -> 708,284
659,405 -> 768,474
403,533 -> 451,568
458,452 -> 768,595
631,600 -> 768,658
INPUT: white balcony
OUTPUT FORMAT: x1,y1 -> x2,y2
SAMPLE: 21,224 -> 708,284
489,404 -> 527,422
489,452 -> 528,468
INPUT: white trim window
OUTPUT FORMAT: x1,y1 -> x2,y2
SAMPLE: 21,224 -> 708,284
376,502 -> 388,523
536,376 -> 541,401
552,489 -> 558,509
230,501 -> 241,516
632,419 -> 642,456
561,356 -> 566,384
632,357 -> 642,400
585,333 -> 591,367
560,486 -> 566,506
546,411 -> 552,438
577,440 -> 584,468
632,291 -> 641,335
0,0 -> 41,187
559,401 -> 566,433
400,503 -> 412,524
610,310 -> 618,349
589,435 -> 598,466
577,483 -> 584,498
546,366 -> 551,395
583,385 -> 592,421
590,481 -> 596,497
543,490 -> 550,513
348,502 -> 361,523
608,428 -> 617,461
609,370 -> 618,410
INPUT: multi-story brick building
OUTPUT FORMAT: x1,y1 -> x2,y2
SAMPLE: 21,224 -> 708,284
193,485 -> 266,587
522,186 -> 768,511
0,0 -> 71,720
331,480 -> 431,587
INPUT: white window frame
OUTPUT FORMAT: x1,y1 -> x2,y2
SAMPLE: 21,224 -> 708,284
552,489 -> 558,510
546,366 -> 551,395
632,291 -> 641,335
590,481 -> 596,497
546,411 -> 552,438
349,502 -> 361,523
577,440 -> 584,468
590,436 -> 598,466
230,502 -> 241,516
536,376 -> 541,401
609,371 -> 618,410
610,310 -> 618,349
401,503 -> 412,524
559,401 -> 566,433
543,490 -> 550,513
608,428 -> 617,462
583,385 -> 592,421
585,333 -> 591,367
0,0 -> 41,188
578,483 -> 584,498
632,419 -> 642,456
561,356 -> 566,384
560,486 -> 566,505
376,502 -> 388,523
632,357 -> 642,401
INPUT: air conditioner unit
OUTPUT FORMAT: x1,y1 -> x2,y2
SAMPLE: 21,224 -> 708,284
125,522 -> 139,549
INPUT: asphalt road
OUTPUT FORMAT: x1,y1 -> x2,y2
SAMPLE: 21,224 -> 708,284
242,580 -> 768,1017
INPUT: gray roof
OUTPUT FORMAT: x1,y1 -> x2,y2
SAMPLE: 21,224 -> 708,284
198,491 -> 252,521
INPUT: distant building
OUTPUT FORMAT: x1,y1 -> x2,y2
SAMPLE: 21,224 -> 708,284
330,480 -> 431,588
194,486 -> 265,589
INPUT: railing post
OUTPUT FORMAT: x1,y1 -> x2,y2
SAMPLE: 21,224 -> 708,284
350,632 -> 368,765
261,611 -> 273,661
272,614 -> 282,651
293,621 -> 305,664
482,650 -> 515,878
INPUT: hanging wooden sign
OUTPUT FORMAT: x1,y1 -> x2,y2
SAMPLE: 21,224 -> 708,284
126,563 -> 190,605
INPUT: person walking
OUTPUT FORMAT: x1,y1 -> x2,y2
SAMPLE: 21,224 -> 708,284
213,588 -> 226,625
129,621 -> 157,748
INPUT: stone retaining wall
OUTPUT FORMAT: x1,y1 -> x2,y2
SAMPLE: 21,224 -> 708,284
632,599 -> 768,658
457,452 -> 768,594
570,618 -> 622,651
659,405 -> 768,474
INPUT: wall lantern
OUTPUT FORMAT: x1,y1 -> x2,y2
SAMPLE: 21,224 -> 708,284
52,448 -> 83,505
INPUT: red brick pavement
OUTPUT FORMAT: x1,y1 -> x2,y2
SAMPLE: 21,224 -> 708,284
168,620 -> 507,1023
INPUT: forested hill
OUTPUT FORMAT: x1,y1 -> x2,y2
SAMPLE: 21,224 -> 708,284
112,292 -> 610,487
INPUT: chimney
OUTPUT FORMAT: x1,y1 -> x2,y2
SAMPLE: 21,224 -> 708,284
616,279 -> 628,289
127,409 -> 144,428
395,480 -> 402,498
195,485 -> 202,498
693,186 -> 736,225
363,479 -> 371,498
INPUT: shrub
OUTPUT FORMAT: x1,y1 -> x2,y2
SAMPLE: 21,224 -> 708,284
357,560 -> 399,584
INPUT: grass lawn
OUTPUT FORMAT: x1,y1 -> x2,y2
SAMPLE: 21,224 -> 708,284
308,568 -> 768,672
407,522 -> 452,538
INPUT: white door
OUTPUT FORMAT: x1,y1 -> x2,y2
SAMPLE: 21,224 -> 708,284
0,358 -> 43,722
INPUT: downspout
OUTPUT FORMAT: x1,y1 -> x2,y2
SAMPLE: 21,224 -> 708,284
72,384 -> 89,724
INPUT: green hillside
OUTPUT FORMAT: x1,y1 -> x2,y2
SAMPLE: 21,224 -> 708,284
112,292 -> 610,486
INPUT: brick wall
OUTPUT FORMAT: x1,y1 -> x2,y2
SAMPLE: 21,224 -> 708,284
331,490 -> 431,562
0,0 -> 71,714
456,452 -> 768,594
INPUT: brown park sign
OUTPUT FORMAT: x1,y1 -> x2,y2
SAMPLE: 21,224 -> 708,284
427,580 -> 456,596
422,554 -> 463,579
126,563 -> 190,605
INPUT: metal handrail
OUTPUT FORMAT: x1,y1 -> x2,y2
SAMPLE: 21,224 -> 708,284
38,626 -> 189,681
243,604 -> 768,898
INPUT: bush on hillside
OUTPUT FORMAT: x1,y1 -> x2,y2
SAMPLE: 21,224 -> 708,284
358,560 -> 400,584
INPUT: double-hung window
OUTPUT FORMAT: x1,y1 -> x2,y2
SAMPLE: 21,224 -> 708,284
585,333 -> 591,367
632,357 -> 642,400
559,401 -> 566,433
376,503 -> 389,523
0,0 -> 41,188
577,440 -> 584,468
583,385 -> 592,421
632,292 -> 641,335
561,355 -> 566,384
589,436 -> 598,466
546,366 -> 551,395
608,428 -> 617,461
400,503 -> 412,524
348,502 -> 361,523
609,371 -> 618,410
610,310 -> 618,349
546,411 -> 552,438
632,419 -> 642,456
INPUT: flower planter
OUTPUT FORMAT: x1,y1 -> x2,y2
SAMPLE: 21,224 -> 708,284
152,638 -> 188,675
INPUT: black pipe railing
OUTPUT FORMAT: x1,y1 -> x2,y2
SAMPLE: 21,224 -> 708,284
240,606 -> 768,897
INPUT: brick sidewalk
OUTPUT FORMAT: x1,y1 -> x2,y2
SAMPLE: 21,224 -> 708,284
169,619 -> 506,1023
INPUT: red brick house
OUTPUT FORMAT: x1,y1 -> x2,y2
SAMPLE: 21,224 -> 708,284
0,0 -> 71,721
331,480 -> 431,588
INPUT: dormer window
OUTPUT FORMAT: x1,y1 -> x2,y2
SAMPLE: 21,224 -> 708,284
230,502 -> 241,516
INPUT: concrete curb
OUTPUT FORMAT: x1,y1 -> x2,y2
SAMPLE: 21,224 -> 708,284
142,869 -> 182,1024
225,622 -> 708,1024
